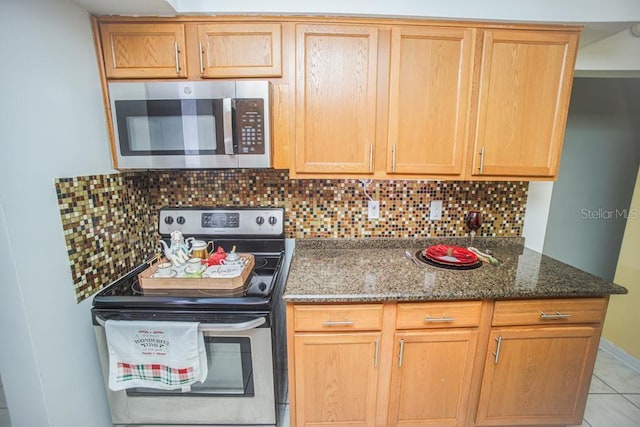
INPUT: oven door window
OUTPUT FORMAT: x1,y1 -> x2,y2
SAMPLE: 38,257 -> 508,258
114,99 -> 225,156
126,336 -> 254,397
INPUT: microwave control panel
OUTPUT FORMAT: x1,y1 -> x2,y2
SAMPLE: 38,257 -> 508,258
233,99 -> 265,155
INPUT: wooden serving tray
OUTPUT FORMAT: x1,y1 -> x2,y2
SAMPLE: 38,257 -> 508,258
138,254 -> 255,291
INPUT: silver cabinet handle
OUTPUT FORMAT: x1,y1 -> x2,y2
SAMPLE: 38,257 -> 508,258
374,339 -> 379,367
540,311 -> 571,320
322,320 -> 355,327
174,42 -> 180,74
478,145 -> 485,174
392,144 -> 397,173
424,315 -> 456,323
493,335 -> 502,364
199,41 -> 205,74
369,144 -> 374,173
398,339 -> 405,367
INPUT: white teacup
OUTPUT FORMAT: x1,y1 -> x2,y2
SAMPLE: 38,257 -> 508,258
156,262 -> 173,277
187,257 -> 204,272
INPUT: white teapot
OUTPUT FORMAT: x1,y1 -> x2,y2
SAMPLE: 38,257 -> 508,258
158,230 -> 193,267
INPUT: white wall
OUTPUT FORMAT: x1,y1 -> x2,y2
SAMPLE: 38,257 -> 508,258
576,28 -> 640,74
522,182 -> 554,252
0,0 -> 115,426
543,78 -> 640,281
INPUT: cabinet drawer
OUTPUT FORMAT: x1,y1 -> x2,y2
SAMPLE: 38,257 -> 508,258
293,304 -> 383,332
492,298 -> 607,326
396,301 -> 483,329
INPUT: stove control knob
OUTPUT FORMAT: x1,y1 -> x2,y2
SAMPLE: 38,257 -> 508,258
268,216 -> 278,226
177,216 -> 186,225
256,216 -> 265,226
164,216 -> 174,225
258,282 -> 267,292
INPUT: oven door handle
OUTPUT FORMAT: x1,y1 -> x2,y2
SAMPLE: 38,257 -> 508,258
94,316 -> 266,332
200,317 -> 266,332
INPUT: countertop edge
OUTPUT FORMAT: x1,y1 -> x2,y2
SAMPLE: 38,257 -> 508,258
282,289 -> 628,303
282,238 -> 629,303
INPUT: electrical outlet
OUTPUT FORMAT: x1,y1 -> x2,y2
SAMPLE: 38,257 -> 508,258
368,200 -> 380,219
429,200 -> 443,220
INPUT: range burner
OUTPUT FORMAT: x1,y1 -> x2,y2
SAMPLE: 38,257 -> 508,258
92,207 -> 286,311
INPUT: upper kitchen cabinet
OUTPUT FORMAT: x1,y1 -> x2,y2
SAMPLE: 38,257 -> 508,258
99,23 -> 187,79
97,21 -> 282,80
295,24 -> 379,174
469,29 -> 579,179
192,23 -> 282,78
387,26 -> 474,176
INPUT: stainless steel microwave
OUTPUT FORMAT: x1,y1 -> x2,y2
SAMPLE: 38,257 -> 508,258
108,81 -> 270,169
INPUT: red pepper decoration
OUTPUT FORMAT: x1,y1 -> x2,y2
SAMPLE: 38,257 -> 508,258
206,247 -> 227,266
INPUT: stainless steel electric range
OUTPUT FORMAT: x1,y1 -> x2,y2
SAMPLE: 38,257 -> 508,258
91,207 -> 288,427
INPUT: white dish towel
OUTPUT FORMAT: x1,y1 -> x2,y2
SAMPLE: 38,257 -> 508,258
105,320 -> 208,392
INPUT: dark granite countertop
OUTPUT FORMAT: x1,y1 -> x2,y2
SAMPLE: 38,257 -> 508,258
282,238 -> 628,303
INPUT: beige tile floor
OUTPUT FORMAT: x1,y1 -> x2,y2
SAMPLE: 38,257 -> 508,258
1,348 -> 638,427
578,349 -> 640,427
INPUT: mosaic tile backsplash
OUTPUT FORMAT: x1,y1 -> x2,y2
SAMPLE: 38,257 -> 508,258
55,173 -> 156,302
56,169 -> 528,302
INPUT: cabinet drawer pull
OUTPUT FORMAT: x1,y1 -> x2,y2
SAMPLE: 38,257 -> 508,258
322,320 -> 355,327
374,339 -> 379,368
493,335 -> 502,364
540,311 -> 571,320
199,41 -> 205,74
369,144 -> 374,173
424,315 -> 456,323
398,338 -> 405,368
478,146 -> 485,174
174,42 -> 180,74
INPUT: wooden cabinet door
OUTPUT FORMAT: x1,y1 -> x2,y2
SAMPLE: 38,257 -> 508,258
476,326 -> 599,426
388,330 -> 478,426
293,332 -> 381,426
100,23 -> 186,79
295,25 -> 378,174
387,27 -> 474,176
470,29 -> 578,178
194,23 -> 282,78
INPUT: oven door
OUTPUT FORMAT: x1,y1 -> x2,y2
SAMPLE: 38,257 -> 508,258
94,315 -> 276,426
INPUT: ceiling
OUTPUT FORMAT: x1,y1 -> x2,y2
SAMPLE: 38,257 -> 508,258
579,23 -> 638,48
72,0 -> 640,71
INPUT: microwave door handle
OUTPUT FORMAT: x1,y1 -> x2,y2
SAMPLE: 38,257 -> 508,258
94,316 -> 266,331
222,97 -> 234,155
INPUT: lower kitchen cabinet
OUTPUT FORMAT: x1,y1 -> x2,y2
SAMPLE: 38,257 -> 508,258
475,326 -> 599,426
286,298 -> 607,427
475,298 -> 606,426
292,333 -> 381,426
388,330 -> 478,426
